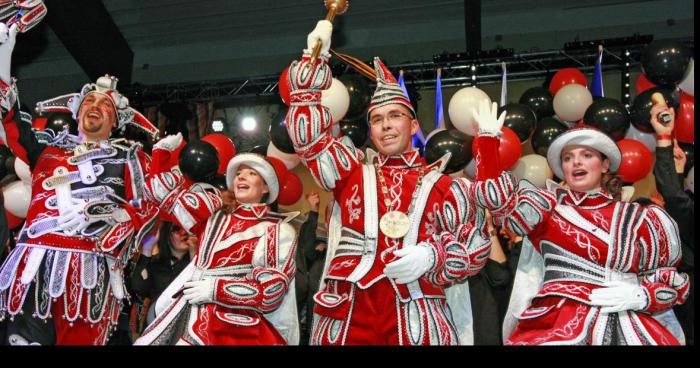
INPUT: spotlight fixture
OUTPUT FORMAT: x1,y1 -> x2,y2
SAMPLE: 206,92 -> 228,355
212,119 -> 224,132
242,117 -> 257,132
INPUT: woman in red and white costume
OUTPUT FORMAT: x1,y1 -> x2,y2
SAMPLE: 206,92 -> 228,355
470,101 -> 689,345
135,150 -> 298,345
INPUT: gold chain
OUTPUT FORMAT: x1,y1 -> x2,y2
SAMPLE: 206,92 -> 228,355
374,161 -> 426,212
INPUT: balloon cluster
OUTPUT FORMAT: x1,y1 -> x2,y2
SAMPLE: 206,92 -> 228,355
634,40 -> 694,144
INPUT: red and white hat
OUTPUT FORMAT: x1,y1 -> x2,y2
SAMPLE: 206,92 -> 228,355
35,75 -> 159,139
547,127 -> 621,180
226,153 -> 287,204
367,57 -> 416,121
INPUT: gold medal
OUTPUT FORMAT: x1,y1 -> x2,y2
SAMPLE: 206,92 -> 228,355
380,210 -> 410,239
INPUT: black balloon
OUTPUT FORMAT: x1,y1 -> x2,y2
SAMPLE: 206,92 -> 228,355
630,86 -> 680,134
519,87 -> 554,120
678,142 -> 694,176
248,145 -> 268,155
583,98 -> 630,141
268,105 -> 295,154
499,103 -> 537,142
44,111 -> 78,135
641,40 -> 691,86
339,116 -> 370,148
424,129 -> 473,174
0,146 -> 12,179
208,174 -> 228,191
531,117 -> 568,157
178,140 -> 219,182
338,74 -> 372,120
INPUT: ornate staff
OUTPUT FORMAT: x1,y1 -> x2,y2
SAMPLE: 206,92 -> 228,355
308,0 -> 349,67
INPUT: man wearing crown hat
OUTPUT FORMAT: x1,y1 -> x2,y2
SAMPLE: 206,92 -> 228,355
0,23 -> 159,345
283,20 -> 492,345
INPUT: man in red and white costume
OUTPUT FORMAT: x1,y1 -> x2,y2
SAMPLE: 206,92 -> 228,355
135,152 -> 299,345
0,24 -> 159,344
470,100 -> 689,345
284,21 -> 491,345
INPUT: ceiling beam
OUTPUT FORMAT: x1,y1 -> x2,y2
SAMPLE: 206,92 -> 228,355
44,0 -> 133,83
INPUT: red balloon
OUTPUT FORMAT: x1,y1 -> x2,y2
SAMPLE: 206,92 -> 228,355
549,68 -> 588,96
5,210 -> 24,230
472,127 -> 522,170
201,133 -> 237,175
279,66 -> 291,106
675,92 -> 694,144
277,171 -> 303,206
616,139 -> 653,183
635,74 -> 657,95
266,156 -> 289,189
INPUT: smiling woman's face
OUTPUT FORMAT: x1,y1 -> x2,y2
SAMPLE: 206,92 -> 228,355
561,145 -> 610,193
232,165 -> 269,204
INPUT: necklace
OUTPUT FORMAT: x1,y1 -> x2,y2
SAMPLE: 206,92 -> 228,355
375,161 -> 426,239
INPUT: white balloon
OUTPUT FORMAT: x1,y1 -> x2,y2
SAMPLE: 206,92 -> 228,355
679,58 -> 694,96
553,84 -> 592,122
624,124 -> 656,153
2,180 -> 31,217
512,154 -> 553,189
14,158 -> 32,184
687,166 -> 694,194
464,159 -> 477,180
448,87 -> 491,136
321,78 -> 351,124
267,142 -> 300,170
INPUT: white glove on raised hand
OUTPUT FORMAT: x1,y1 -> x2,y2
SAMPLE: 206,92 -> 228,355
589,281 -> 648,314
384,244 -> 435,284
306,20 -> 333,58
182,279 -> 215,305
0,23 -> 18,83
471,99 -> 505,136
153,132 -> 183,152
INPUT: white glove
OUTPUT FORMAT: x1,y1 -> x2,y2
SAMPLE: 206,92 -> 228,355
0,23 -> 18,83
306,20 -> 332,58
384,244 -> 435,284
182,279 -> 215,305
57,199 -> 129,236
153,132 -> 183,152
471,99 -> 505,136
56,200 -> 95,236
589,281 -> 648,314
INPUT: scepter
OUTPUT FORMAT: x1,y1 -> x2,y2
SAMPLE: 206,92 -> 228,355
308,0 -> 350,67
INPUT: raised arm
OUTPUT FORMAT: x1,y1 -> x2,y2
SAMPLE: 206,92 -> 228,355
144,135 -> 223,235
284,20 -> 363,191
0,24 -> 46,168
470,100 -> 557,239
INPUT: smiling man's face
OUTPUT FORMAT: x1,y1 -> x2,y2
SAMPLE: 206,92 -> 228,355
77,92 -> 117,141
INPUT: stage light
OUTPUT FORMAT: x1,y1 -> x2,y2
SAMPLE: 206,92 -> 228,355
212,119 -> 224,132
242,117 -> 257,131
